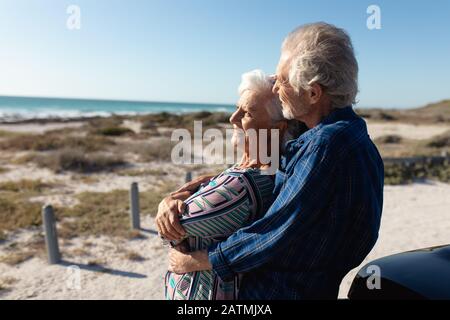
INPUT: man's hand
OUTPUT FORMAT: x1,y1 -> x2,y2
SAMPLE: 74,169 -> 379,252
172,174 -> 214,195
168,249 -> 212,274
156,196 -> 187,241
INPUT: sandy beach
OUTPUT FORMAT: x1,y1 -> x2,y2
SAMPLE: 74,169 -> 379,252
0,181 -> 448,299
0,114 -> 449,299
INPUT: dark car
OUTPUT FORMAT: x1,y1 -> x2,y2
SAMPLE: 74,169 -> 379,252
348,244 -> 450,300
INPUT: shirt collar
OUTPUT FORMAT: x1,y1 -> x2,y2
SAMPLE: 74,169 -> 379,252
296,106 -> 356,142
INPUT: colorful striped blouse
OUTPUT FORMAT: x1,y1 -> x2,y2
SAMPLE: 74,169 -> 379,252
164,166 -> 274,300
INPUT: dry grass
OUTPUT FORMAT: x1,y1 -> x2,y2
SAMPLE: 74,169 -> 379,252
32,149 -> 126,173
356,99 -> 450,124
0,130 -> 21,138
95,127 -> 134,137
0,166 -> 8,174
384,161 -> 450,185
123,250 -> 145,262
374,130 -> 450,159
139,111 -> 230,130
0,251 -> 34,266
374,135 -> 403,144
66,247 -> 90,257
117,168 -> 168,177
0,133 -> 115,152
0,276 -> 18,293
0,232 -> 45,266
425,130 -> 450,149
0,180 -> 54,233
120,138 -> 174,162
0,195 -> 43,232
0,179 -> 54,193
56,181 -> 176,239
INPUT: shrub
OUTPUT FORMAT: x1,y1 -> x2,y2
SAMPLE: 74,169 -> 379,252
96,127 -> 133,137
35,149 -> 126,173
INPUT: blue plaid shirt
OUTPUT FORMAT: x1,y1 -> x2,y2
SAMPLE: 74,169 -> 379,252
208,106 -> 384,299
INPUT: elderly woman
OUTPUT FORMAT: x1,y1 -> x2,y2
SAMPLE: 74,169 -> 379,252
157,70 -> 305,300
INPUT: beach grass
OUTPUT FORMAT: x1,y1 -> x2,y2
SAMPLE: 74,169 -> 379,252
0,132 -> 115,152
116,168 -> 168,177
95,126 -> 134,137
0,179 -> 54,193
0,194 -> 43,232
0,251 -> 34,266
123,250 -> 146,262
0,276 -> 17,293
31,149 -> 126,173
56,182 -> 176,239
384,161 -> 450,185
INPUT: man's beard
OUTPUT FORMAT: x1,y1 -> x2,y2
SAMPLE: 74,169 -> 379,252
281,104 -> 296,120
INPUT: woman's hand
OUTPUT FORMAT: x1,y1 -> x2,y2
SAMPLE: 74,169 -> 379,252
156,196 -> 187,241
172,174 -> 214,194
168,249 -> 212,274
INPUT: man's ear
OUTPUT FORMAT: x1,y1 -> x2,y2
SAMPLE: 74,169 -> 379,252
307,82 -> 323,104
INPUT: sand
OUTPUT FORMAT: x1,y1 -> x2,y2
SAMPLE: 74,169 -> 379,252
0,122 -> 85,134
0,120 -> 449,299
366,121 -> 449,140
1,180 -> 449,300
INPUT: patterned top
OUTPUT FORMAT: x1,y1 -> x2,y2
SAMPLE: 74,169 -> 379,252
165,166 -> 274,300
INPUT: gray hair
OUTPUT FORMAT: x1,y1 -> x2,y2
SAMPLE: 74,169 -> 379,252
282,22 -> 358,108
238,69 -> 306,144
238,69 -> 284,122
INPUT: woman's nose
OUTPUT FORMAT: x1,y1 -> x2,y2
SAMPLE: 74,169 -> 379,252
229,111 -> 240,125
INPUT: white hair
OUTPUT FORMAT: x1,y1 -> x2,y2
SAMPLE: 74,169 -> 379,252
238,69 -> 284,122
238,69 -> 305,145
282,22 -> 359,108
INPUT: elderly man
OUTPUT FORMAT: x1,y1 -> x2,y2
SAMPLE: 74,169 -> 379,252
157,22 -> 384,299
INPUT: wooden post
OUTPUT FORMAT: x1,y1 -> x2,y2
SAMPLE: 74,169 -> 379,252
130,182 -> 140,230
42,205 -> 61,264
185,171 -> 192,183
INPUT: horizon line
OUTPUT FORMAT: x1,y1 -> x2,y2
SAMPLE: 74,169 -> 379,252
0,94 -> 235,108
0,94 -> 447,110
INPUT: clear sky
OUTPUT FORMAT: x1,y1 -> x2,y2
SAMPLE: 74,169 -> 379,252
0,0 -> 449,108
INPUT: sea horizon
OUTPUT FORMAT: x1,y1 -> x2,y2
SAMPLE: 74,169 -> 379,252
0,94 -> 442,122
0,95 -> 236,122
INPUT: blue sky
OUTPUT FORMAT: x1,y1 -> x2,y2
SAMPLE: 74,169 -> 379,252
0,0 -> 449,108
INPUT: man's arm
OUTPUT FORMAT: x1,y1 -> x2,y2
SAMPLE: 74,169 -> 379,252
207,143 -> 337,281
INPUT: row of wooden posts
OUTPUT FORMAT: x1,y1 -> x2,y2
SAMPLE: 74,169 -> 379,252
42,171 -> 193,265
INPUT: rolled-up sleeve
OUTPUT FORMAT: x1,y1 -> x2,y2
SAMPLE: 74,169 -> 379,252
207,143 -> 337,281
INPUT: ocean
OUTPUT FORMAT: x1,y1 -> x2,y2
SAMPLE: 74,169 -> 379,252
0,96 -> 235,122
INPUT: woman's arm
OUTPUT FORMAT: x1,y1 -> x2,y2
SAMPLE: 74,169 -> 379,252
156,174 -> 215,240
